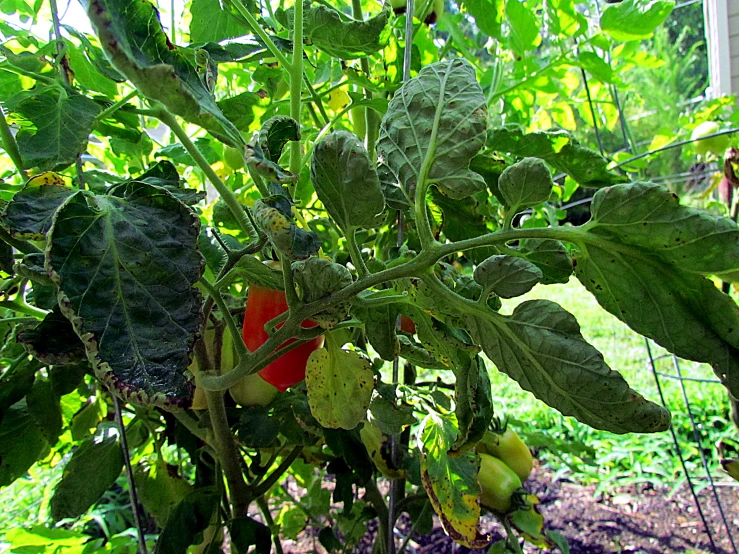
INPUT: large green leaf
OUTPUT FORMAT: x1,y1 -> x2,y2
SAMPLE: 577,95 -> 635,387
600,0 -> 674,42
1,172 -> 75,240
473,254 -> 542,299
487,128 -> 627,188
279,1 -> 391,59
460,0 -> 504,39
377,59 -> 487,201
47,182 -> 202,408
586,182 -> 739,275
419,414 -> 489,548
82,0 -> 244,145
10,88 -> 100,171
574,243 -> 739,397
464,300 -> 671,433
505,0 -> 540,55
0,403 -> 48,487
190,0 -> 246,43
51,435 -> 124,520
311,130 -> 385,233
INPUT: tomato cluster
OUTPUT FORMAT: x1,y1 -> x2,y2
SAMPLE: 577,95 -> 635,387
476,426 -> 533,513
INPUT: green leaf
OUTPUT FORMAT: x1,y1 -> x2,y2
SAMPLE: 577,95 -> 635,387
430,188 -> 495,264
47,182 -> 202,408
311,130 -> 385,233
2,172 -> 75,239
487,128 -> 628,188
51,435 -> 124,520
292,256 -> 353,328
587,182 -> 739,275
0,403 -> 48,487
128,161 -> 205,205
464,300 -> 671,433
154,488 -> 219,554
82,0 -> 244,145
473,254 -> 543,299
577,51 -> 615,84
190,0 -> 246,43
574,243 -> 739,397
419,414 -> 489,548
280,1 -> 391,59
26,378 -> 63,444
133,459 -> 192,527
377,59 -> 487,201
306,339 -> 374,430
11,88 -> 101,171
368,391 -> 417,435
229,516 -> 271,554
236,407 -> 279,448
460,0 -> 504,39
17,308 -> 86,366
600,0 -> 674,42
498,157 -> 553,213
354,304 -> 400,361
505,0 -> 540,55
258,115 -> 300,164
0,360 -> 38,424
65,41 -> 119,97
218,92 -> 260,132
519,239 -> 573,285
397,335 -> 447,369
254,195 -> 322,260
450,355 -> 493,455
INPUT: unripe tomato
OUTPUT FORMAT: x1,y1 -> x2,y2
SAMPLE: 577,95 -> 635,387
223,146 -> 245,170
477,428 -> 533,482
478,453 -> 522,513
691,121 -> 730,158
229,372 -> 278,407
243,283 -> 324,391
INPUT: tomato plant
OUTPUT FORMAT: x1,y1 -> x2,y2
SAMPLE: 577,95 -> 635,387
0,0 -> 734,552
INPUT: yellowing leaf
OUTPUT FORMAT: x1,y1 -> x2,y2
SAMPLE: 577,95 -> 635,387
328,89 -> 351,112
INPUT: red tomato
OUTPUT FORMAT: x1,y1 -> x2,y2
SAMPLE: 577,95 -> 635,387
242,284 -> 324,391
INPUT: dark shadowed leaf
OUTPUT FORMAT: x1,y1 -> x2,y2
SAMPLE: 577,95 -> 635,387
17,308 -> 86,366
519,239 -> 573,284
354,303 -> 399,361
26,378 -> 63,445
154,488 -> 219,554
229,516 -> 271,554
2,172 -> 75,239
0,403 -> 48,486
450,355 -> 493,454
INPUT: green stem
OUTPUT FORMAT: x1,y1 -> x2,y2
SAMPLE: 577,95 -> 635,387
303,74 -> 331,126
226,0 -> 292,69
157,110 -> 257,240
288,0 -> 304,182
95,90 -> 139,122
346,229 -> 369,278
502,518 -> 524,554
256,496 -> 285,554
364,479 -> 390,554
353,292 -> 409,308
0,299 -> 47,318
350,0 -> 378,161
204,388 -> 251,517
199,278 -> 250,360
252,445 -> 302,497
0,106 -> 27,180
281,255 -> 301,308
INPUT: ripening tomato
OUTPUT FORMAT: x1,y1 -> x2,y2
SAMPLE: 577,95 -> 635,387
477,428 -> 533,482
243,283 -> 324,391
478,453 -> 522,513
399,315 -> 416,335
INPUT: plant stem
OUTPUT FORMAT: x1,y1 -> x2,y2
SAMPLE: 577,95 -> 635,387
95,90 -> 139,122
156,110 -> 257,240
252,445 -> 302,497
281,254 -> 301,308
288,0 -> 304,183
226,0 -> 292,69
0,106 -> 27,180
0,299 -> 47,318
350,0 -> 378,161
198,278 -> 250,360
302,75 -> 331,126
256,496 -> 285,554
113,395 -> 149,554
346,229 -> 369,277
204,388 -> 251,518
364,479 -> 390,554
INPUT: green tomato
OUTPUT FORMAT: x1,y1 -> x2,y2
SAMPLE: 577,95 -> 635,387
477,428 -> 533,482
223,146 -> 245,170
478,453 -> 522,513
229,372 -> 279,407
691,121 -> 730,158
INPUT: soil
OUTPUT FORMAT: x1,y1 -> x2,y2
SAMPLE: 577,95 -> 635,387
280,467 -> 739,554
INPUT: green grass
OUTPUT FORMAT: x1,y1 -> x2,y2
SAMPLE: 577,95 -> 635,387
487,279 -> 736,493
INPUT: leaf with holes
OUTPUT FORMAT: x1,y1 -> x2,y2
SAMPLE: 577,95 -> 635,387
46,182 -> 202,408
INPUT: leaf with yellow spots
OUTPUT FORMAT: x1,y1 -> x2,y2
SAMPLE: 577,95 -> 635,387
359,422 -> 405,479
419,413 -> 490,548
2,172 -> 75,239
253,195 -> 321,260
328,89 -> 351,112
306,333 -> 374,430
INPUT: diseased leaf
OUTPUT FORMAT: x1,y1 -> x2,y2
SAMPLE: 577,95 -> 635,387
587,182 -> 739,275
574,243 -> 739,397
17,308 -> 86,366
519,239 -> 572,284
2,172 -> 75,239
398,335 -> 447,369
451,356 -> 493,455
600,0 -> 673,42
497,157 -> 553,213
47,182 -> 202,408
0,403 -> 48,487
292,257 -> 353,328
131,161 -> 205,206
368,392 -> 418,435
51,435 -> 124,520
279,1 -> 391,59
11,88 -> 101,171
464,300 -> 671,433
306,340 -> 374,430
360,422 -> 405,479
354,304 -> 400,361
419,414 -> 489,548
487,128 -> 627,188
82,0 -> 244,145
311,130 -> 385,233
473,255 -> 543,299
378,59 -> 487,201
